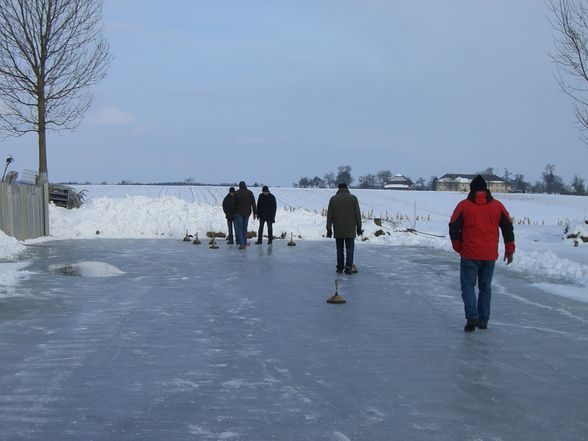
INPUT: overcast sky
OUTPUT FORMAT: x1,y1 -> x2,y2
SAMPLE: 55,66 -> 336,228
1,0 -> 587,186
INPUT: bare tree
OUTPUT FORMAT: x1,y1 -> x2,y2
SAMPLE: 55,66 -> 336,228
323,172 -> 336,188
0,0 -> 111,180
335,165 -> 353,186
358,174 -> 377,189
547,0 -> 588,141
376,169 -> 392,188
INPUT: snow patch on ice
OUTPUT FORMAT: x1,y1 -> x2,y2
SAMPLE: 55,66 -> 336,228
532,283 -> 588,303
0,261 -> 33,297
50,261 -> 124,277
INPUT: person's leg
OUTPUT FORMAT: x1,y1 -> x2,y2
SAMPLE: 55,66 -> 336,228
477,260 -> 495,327
227,219 -> 234,243
234,215 -> 244,246
256,219 -> 264,244
242,215 -> 250,246
267,221 -> 273,244
335,238 -> 344,272
460,258 -> 480,323
344,238 -> 354,270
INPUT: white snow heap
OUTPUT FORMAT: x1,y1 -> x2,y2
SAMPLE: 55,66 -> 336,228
563,219 -> 588,244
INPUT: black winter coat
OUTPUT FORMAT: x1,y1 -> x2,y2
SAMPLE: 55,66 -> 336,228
222,194 -> 236,220
257,193 -> 277,222
234,187 -> 257,218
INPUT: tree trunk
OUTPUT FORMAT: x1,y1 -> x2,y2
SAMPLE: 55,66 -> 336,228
37,83 -> 48,182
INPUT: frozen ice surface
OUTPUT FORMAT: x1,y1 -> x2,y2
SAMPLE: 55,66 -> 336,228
0,239 -> 587,441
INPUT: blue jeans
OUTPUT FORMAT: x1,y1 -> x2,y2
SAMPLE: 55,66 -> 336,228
460,258 -> 495,323
234,215 -> 249,246
336,238 -> 355,271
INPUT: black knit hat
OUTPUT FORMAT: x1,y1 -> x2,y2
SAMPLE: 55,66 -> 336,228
229,187 -> 235,193
470,175 -> 487,192
262,185 -> 269,192
239,181 -> 246,189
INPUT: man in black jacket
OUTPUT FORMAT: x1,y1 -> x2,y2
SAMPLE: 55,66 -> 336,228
222,187 -> 236,244
255,185 -> 277,244
233,181 -> 257,249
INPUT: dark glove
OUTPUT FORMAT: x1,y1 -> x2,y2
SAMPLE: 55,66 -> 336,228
326,229 -> 332,238
357,228 -> 363,236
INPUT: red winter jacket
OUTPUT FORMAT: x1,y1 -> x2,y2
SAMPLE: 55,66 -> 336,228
449,190 -> 515,261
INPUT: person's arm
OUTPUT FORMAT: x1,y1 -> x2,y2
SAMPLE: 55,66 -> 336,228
271,195 -> 277,222
354,197 -> 362,235
326,199 -> 334,237
448,202 -> 464,253
499,204 -> 515,264
251,192 -> 257,218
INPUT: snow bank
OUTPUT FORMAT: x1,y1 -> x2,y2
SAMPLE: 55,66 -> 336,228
0,230 -> 26,260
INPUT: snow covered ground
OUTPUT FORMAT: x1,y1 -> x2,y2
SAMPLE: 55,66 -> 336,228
1,185 -> 588,301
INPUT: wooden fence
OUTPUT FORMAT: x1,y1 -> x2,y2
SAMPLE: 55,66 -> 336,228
0,182 -> 50,240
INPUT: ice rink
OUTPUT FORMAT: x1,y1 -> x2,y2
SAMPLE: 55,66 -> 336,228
1,239 -> 587,441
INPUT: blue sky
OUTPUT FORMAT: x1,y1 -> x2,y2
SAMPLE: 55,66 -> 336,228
1,0 -> 586,186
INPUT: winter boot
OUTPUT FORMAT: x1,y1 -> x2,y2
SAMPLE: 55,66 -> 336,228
464,319 -> 478,332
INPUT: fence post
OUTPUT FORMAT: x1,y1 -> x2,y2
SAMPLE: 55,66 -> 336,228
40,172 -> 50,237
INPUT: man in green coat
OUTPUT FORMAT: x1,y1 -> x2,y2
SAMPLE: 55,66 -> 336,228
326,183 -> 362,274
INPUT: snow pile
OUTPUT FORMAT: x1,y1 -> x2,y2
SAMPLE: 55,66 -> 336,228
0,230 -> 26,260
563,219 -> 588,245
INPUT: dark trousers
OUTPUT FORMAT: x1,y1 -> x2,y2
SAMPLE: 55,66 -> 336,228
257,219 -> 273,243
336,238 -> 355,270
226,219 -> 235,242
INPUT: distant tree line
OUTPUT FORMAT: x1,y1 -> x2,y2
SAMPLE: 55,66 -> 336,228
295,164 -> 587,195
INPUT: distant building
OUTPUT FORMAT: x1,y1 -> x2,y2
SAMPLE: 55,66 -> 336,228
435,173 -> 509,193
384,174 -> 413,190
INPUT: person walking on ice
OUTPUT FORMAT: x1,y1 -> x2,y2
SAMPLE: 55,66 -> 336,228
449,175 -> 515,332
326,183 -> 362,274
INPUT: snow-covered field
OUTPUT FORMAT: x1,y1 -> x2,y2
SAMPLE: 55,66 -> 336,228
2,185 -> 588,300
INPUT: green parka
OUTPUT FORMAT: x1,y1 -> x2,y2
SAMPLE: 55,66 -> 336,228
326,188 -> 362,239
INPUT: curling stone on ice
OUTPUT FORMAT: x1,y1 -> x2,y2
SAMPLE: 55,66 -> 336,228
326,279 -> 346,304
287,232 -> 296,246
182,229 -> 193,242
192,232 -> 201,245
209,236 -> 219,249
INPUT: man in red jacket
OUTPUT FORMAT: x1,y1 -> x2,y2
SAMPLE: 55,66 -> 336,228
449,175 -> 515,332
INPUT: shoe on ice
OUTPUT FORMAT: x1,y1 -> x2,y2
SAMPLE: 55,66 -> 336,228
464,319 -> 478,332
255,240 -> 262,245
336,268 -> 343,274
344,267 -> 352,275
477,321 -> 488,330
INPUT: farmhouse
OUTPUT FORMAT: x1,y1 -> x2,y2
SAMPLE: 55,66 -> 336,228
384,174 -> 413,190
435,173 -> 509,193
